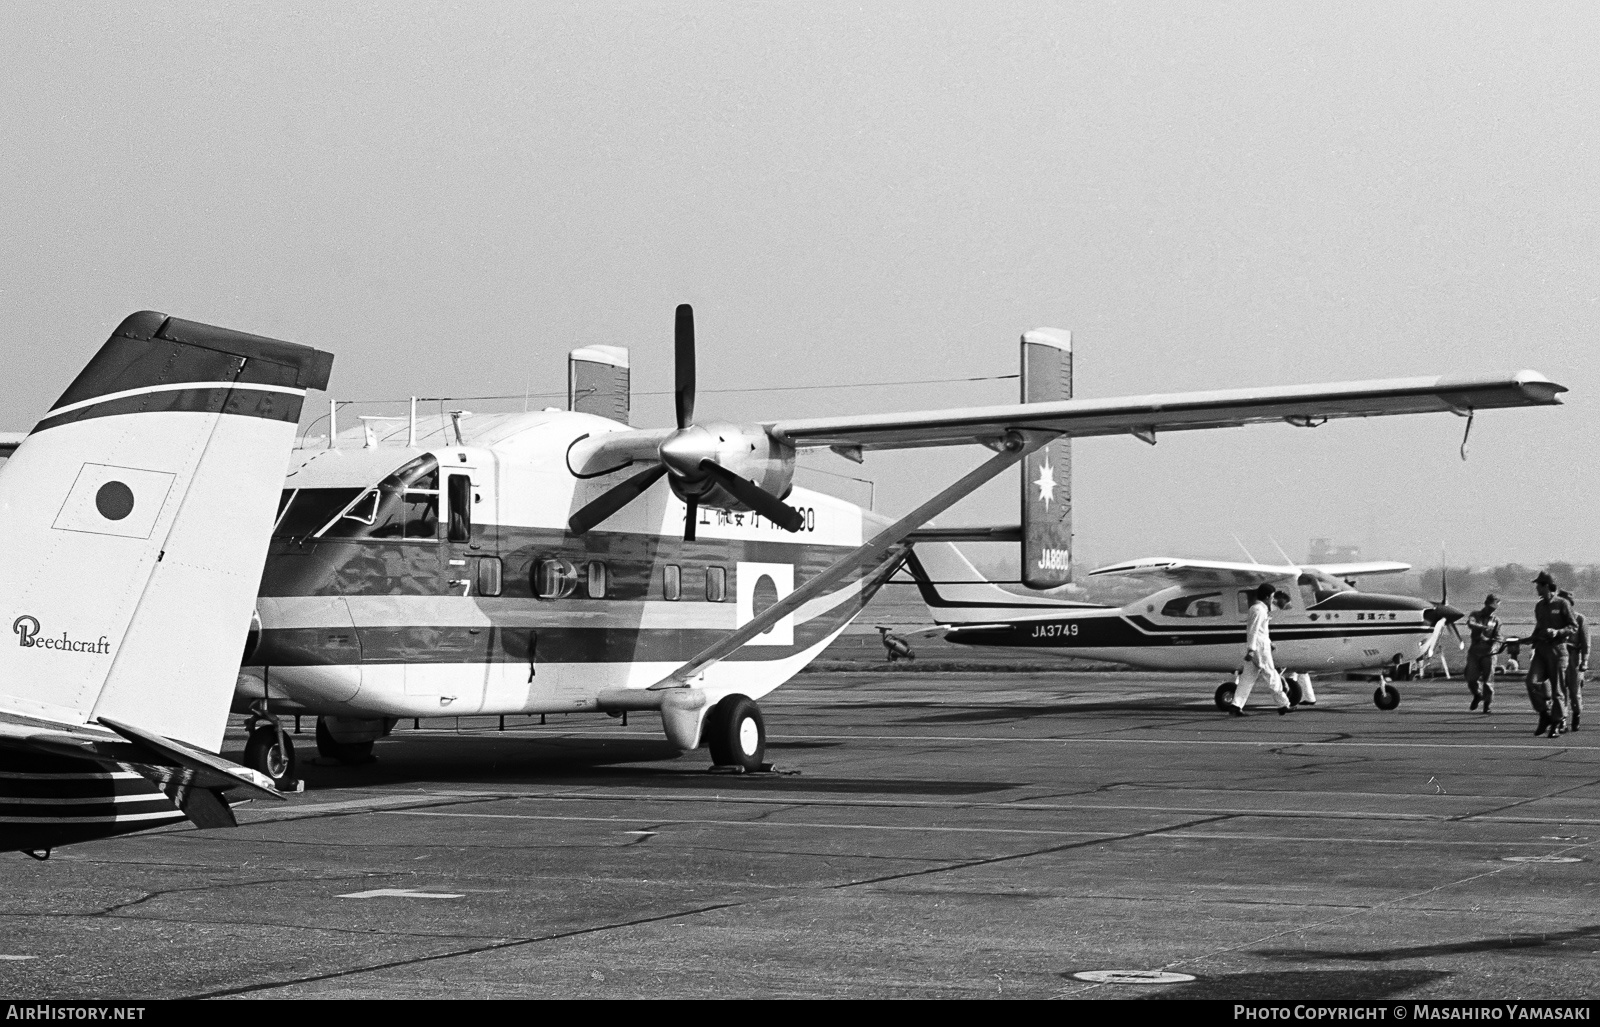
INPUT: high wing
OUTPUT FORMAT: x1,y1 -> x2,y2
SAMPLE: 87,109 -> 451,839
1308,561 -> 1411,578
1089,557 -> 1300,586
764,371 -> 1562,451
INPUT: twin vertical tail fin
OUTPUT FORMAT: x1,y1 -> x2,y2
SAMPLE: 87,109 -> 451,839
569,345 -> 631,424
1020,329 -> 1072,588
0,312 -> 332,751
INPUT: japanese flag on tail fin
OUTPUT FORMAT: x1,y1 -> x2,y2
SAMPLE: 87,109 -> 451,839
1021,328 -> 1072,589
0,312 -> 332,751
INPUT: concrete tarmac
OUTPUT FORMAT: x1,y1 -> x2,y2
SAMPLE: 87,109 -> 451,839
3,670 -> 1597,1000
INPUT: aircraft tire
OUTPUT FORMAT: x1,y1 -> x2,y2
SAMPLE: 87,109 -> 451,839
1373,685 -> 1401,711
706,694 -> 766,771
315,717 -> 375,764
1285,676 -> 1303,707
1214,683 -> 1236,711
244,726 -> 296,788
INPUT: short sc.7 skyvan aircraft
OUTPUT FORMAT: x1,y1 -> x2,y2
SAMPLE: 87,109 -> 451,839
232,308 -> 1563,785
907,543 -> 1465,711
0,312 -> 333,859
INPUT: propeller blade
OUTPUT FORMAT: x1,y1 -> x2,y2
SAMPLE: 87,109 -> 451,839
568,464 -> 668,535
675,304 -> 696,430
684,494 -> 698,542
1421,619 -> 1445,658
1448,620 -> 1465,648
699,460 -> 806,532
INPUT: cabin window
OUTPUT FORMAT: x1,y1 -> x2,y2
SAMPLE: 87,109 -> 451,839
706,566 -> 727,602
320,455 -> 440,541
664,565 -> 681,601
476,556 -> 503,597
1162,592 -> 1223,619
534,558 -> 578,599
447,474 -> 472,542
1237,591 -> 1253,615
586,561 -> 608,599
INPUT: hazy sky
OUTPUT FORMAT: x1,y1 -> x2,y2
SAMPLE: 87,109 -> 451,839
2,1 -> 1594,569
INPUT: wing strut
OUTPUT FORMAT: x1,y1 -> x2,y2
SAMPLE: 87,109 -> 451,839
647,430 -> 1050,691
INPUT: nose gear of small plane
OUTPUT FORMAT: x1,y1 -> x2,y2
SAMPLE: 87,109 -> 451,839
705,693 -> 768,772
1373,682 -> 1401,710
1214,682 -> 1237,711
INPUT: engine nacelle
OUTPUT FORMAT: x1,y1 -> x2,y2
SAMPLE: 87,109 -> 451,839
660,421 -> 795,512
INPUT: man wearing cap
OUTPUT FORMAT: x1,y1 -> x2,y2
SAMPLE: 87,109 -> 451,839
1560,589 -> 1588,731
1465,593 -> 1502,713
1231,582 -> 1293,717
1528,571 -> 1578,736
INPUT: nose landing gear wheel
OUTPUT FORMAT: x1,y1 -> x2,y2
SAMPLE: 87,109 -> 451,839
706,694 -> 766,771
1373,684 -> 1401,711
1214,682 -> 1237,711
244,726 -> 297,789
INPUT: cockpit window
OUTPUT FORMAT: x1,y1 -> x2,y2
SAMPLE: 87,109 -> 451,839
317,455 -> 442,541
1161,592 -> 1225,618
273,487 -> 364,540
1298,571 -> 1353,607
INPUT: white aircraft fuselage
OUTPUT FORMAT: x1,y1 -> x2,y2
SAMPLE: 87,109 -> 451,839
940,582 -> 1447,675
240,410 -> 893,723
908,546 -> 1461,680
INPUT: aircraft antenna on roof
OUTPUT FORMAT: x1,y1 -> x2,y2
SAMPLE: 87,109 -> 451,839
1268,537 -> 1297,569
1231,534 -> 1258,565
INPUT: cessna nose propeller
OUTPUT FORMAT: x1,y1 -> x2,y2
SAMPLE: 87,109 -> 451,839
1421,567 -> 1466,654
567,304 -> 806,541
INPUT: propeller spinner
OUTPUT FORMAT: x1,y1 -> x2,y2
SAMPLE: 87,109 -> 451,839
568,304 -> 805,541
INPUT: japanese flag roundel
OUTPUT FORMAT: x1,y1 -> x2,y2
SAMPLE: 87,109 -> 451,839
735,562 -> 794,646
52,463 -> 176,540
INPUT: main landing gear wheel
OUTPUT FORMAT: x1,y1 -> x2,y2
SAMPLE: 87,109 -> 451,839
1373,684 -> 1401,711
244,726 -> 296,789
706,694 -> 766,771
316,718 -> 375,765
1285,675 -> 1304,707
1214,683 -> 1237,711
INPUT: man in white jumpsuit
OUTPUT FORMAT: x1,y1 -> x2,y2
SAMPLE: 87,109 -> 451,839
1232,583 -> 1293,716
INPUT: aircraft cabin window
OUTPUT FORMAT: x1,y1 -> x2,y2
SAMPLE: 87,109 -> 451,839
1238,591 -> 1253,615
534,558 -> 578,599
447,474 -> 472,543
664,565 -> 681,601
706,566 -> 727,603
320,455 -> 441,541
476,556 -> 503,597
587,561 -> 607,599
1161,592 -> 1224,618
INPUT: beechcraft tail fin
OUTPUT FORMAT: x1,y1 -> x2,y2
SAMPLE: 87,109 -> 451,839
0,312 -> 333,752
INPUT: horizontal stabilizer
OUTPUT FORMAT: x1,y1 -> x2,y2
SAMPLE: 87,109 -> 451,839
97,717 -> 283,802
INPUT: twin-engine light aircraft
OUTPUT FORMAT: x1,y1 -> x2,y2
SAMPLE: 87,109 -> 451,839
907,543 -> 1465,710
0,312 -> 333,858
233,305 -> 1563,785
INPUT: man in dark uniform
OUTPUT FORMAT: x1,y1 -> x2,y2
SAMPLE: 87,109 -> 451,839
1560,589 -> 1588,731
1465,593 -> 1502,713
1528,571 -> 1577,737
